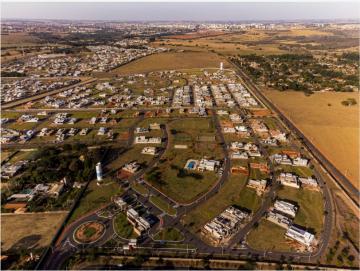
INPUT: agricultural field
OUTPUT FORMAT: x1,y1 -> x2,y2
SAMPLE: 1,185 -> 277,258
1,212 -> 67,251
1,32 -> 42,47
112,51 -> 230,75
263,89 -> 359,188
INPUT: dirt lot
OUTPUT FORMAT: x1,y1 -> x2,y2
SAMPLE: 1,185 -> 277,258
1,32 -> 42,47
1,212 -> 67,251
112,51 -> 230,75
263,89 -> 359,188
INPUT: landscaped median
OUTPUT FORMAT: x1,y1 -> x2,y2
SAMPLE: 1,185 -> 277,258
150,195 -> 177,216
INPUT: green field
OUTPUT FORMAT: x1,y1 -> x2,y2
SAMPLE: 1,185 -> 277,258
182,174 -> 261,233
153,227 -> 184,241
131,182 -> 149,196
150,195 -> 177,216
113,212 -> 138,239
247,219 -> 294,252
69,179 -> 123,223
144,118 -> 224,203
277,186 -> 324,235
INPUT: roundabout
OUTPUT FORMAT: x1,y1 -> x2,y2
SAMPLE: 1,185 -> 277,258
73,221 -> 106,245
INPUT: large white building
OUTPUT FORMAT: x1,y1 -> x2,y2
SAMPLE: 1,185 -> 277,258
274,200 -> 298,218
285,225 -> 316,249
278,173 -> 300,189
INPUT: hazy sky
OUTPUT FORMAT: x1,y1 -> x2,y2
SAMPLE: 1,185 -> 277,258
2,2 -> 359,21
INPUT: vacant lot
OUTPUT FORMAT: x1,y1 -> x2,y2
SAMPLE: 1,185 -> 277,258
1,32 -> 41,47
112,51 -> 229,75
69,179 -> 123,223
264,89 -> 359,188
145,118 -> 223,203
246,219 -> 294,252
277,186 -> 324,235
1,212 -> 67,251
182,174 -> 261,234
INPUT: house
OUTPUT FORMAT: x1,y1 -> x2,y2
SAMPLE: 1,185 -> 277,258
149,123 -> 161,130
299,177 -> 318,187
80,128 -> 89,136
271,154 -> 292,165
266,210 -> 293,229
141,147 -> 157,156
197,159 -> 220,172
134,136 -> 161,144
269,130 -> 287,142
1,160 -> 28,178
231,151 -> 248,160
203,206 -> 249,242
293,157 -> 309,167
97,127 -> 107,136
122,162 -> 140,174
89,117 -> 97,124
285,225 -> 316,249
274,200 -> 298,218
135,127 -> 149,134
48,183 -> 64,198
278,173 -> 300,189
247,179 -> 267,195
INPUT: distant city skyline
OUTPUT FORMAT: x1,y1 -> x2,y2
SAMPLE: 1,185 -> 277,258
2,2 -> 359,22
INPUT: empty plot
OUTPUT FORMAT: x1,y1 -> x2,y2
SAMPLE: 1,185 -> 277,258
1,212 -> 67,251
112,51 -> 229,75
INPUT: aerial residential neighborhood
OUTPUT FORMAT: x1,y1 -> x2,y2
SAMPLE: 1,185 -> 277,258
0,1 -> 359,271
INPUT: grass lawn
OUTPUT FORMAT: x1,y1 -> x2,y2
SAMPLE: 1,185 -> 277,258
182,174 -> 261,233
113,212 -> 138,239
237,187 -> 262,213
247,219 -> 295,252
277,186 -> 324,235
262,117 -> 279,130
150,196 -> 177,216
68,179 -> 123,223
106,145 -> 153,173
83,227 -> 97,238
144,118 -> 223,203
153,228 -> 184,241
249,168 -> 268,180
131,182 -> 149,196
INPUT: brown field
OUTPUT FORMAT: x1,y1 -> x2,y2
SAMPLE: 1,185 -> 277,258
1,32 -> 41,47
263,89 -> 359,187
1,212 -> 67,251
112,51 -> 230,75
155,28 -> 339,56
168,30 -> 226,39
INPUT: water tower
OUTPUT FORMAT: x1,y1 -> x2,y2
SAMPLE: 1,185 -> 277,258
96,162 -> 103,181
